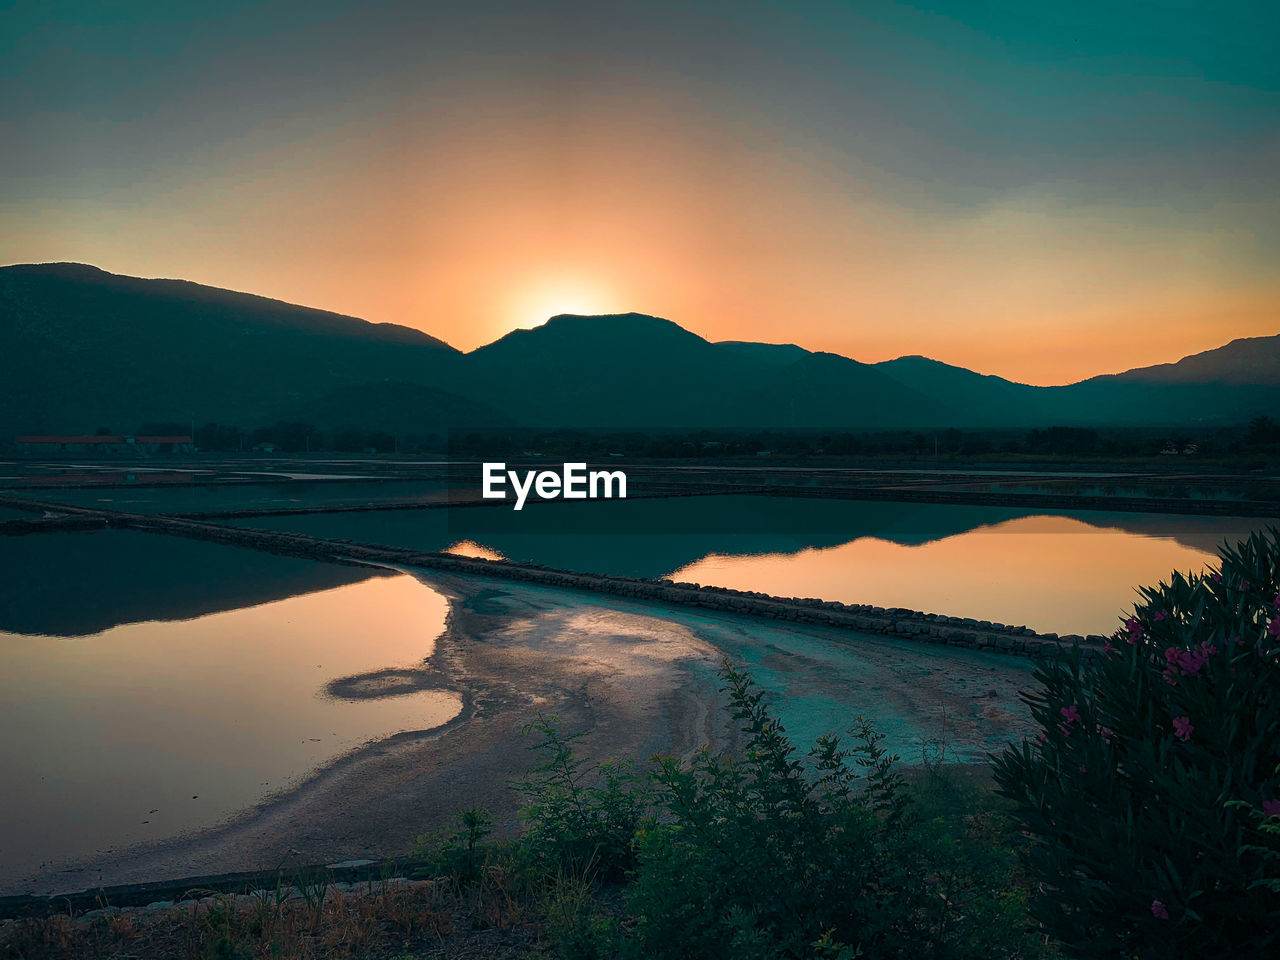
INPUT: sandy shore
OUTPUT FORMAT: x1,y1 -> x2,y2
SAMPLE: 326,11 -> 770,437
5,570 -> 1036,897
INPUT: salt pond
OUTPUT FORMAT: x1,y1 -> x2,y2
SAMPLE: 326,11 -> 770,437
231,496 -> 1269,636
0,532 -> 459,885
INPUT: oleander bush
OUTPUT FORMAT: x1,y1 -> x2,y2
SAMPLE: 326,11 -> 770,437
993,529 -> 1280,959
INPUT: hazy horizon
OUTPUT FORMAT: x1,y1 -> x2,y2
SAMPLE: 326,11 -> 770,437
5,257 -> 1275,388
4,1 -> 1278,385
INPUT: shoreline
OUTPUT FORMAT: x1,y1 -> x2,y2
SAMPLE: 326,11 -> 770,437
0,572 -> 730,897
0,493 -> 1111,654
1,569 -> 1036,898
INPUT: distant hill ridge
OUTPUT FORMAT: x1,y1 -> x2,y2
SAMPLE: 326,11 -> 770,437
1106,336 -> 1280,386
9,261 -> 457,348
1,262 -> 1276,434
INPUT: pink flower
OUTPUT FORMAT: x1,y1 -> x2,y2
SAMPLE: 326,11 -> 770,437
1263,800 -> 1280,818
1153,610 -> 1167,622
1172,716 -> 1194,742
1163,642 -> 1218,683
1123,617 -> 1143,644
1179,645 -> 1210,675
1078,764 -> 1087,773
1151,899 -> 1169,920
1103,639 -> 1116,655
1057,705 -> 1081,740
1267,618 -> 1280,641
1211,572 -> 1222,584
1100,726 -> 1114,742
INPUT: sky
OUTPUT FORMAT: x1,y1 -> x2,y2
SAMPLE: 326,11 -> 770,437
3,0 -> 1278,384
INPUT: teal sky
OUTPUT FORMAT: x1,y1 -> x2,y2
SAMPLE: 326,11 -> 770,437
3,1 -> 1278,382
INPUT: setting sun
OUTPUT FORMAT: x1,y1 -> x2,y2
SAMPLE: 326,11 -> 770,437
507,276 -> 623,334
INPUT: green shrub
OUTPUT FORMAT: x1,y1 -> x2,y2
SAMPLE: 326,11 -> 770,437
539,874 -> 619,960
411,805 -> 494,884
513,715 -> 651,882
623,661 -> 1041,959
993,529 -> 1280,958
1231,760 -> 1280,895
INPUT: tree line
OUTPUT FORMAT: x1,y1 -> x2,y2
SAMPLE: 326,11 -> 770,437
91,415 -> 1280,460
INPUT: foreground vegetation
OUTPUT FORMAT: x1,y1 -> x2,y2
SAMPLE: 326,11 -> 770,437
995,529 -> 1280,958
1,684 -> 1044,960
4,532 -> 1278,959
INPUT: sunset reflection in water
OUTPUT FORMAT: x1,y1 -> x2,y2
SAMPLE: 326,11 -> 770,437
670,514 -> 1236,636
0,575 -> 459,879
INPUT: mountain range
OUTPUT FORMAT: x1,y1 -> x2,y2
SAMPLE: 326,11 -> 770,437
1,262 -> 1276,435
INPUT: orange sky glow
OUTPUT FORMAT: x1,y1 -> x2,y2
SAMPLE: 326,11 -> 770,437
4,2 -> 1277,385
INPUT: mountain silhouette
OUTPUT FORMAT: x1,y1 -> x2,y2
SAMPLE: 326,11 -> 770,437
277,381 -> 513,434
1027,335 -> 1280,426
466,313 -> 762,426
715,340 -> 813,366
730,351 -> 939,428
1108,336 -> 1280,386
2,262 -> 1276,434
0,262 -> 461,434
873,355 -> 1050,425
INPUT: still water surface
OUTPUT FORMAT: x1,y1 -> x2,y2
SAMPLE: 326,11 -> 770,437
666,514 -> 1230,635
0,559 -> 458,882
234,497 -> 1269,636
0,498 -> 1272,884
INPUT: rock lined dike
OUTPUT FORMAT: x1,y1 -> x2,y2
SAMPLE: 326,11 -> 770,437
0,495 -> 1107,658
0,858 -> 419,921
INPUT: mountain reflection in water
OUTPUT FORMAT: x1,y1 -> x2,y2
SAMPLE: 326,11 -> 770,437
229,496 -> 1267,635
0,566 -> 458,882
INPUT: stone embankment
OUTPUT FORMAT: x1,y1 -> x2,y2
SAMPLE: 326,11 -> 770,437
0,514 -> 106,535
0,495 -> 1106,659
0,858 -> 420,920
